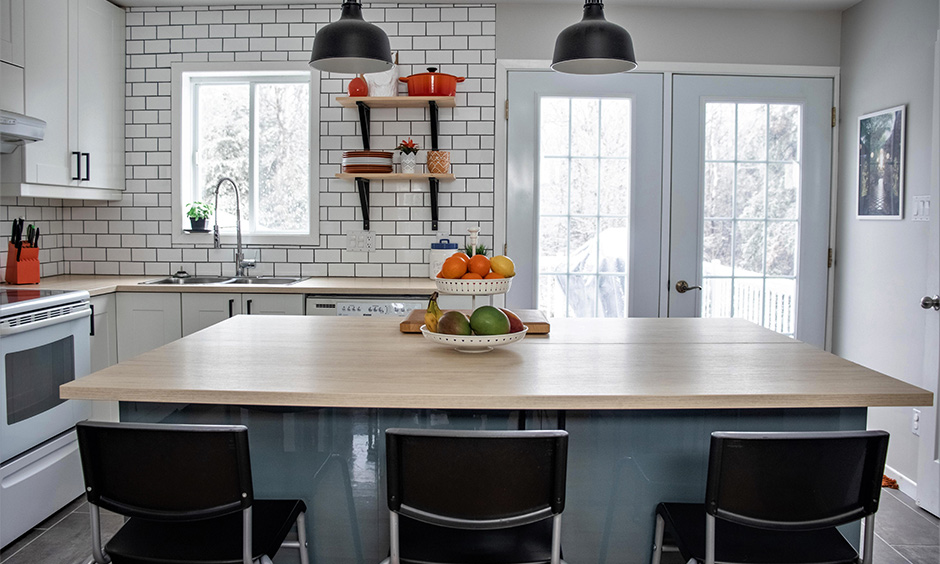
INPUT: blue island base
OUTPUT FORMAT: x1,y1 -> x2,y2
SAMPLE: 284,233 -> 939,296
119,403 -> 866,564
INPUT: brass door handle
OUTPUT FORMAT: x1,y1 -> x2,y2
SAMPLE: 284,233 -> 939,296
676,280 -> 702,293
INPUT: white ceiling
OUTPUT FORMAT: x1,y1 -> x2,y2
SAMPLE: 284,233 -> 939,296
112,0 -> 862,12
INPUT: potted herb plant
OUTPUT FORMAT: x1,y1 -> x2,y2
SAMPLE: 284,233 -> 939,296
185,201 -> 214,231
396,138 -> 419,174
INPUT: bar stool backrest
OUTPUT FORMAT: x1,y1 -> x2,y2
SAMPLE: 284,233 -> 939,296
76,421 -> 254,521
705,430 -> 889,530
385,429 -> 568,529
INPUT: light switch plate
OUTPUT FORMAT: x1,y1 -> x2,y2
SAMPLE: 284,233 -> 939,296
346,229 -> 376,252
913,195 -> 930,222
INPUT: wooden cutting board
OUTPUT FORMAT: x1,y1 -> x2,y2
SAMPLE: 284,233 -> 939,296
400,308 -> 550,334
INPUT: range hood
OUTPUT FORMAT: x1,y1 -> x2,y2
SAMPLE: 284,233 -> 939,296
0,110 -> 46,154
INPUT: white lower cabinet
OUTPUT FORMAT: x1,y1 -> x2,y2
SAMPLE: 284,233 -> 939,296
182,293 -> 305,336
242,293 -> 304,316
89,294 -> 118,421
182,293 -> 241,337
116,293 -> 182,363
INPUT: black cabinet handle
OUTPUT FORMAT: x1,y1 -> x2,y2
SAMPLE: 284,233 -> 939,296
72,152 -> 81,180
246,299 -> 252,315
81,153 -> 90,181
89,304 -> 95,336
228,299 -> 234,318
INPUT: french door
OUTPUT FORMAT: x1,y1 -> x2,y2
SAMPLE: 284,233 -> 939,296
505,70 -> 833,347
506,70 -> 664,317
669,75 -> 833,349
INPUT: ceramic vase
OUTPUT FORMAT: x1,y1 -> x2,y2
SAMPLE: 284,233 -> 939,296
401,152 -> 417,174
426,150 -> 450,174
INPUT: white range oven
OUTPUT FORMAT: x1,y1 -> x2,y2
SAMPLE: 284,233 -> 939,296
0,288 -> 93,548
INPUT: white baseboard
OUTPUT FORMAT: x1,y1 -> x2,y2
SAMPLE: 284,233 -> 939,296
884,464 -> 917,500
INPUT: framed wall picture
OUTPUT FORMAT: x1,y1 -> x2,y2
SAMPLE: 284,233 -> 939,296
857,105 -> 906,219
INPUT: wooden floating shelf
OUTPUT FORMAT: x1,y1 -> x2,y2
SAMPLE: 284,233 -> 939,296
335,173 -> 456,180
335,96 -> 456,108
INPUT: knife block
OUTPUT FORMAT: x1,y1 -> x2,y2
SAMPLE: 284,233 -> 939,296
5,242 -> 40,284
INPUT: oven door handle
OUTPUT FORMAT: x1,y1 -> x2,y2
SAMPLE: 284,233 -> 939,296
0,308 -> 92,336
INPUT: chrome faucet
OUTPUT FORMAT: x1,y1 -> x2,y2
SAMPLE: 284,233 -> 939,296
212,177 -> 255,277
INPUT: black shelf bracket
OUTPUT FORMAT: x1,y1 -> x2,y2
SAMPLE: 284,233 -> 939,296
428,100 -> 440,150
356,101 -> 371,150
429,177 -> 440,232
355,177 -> 370,230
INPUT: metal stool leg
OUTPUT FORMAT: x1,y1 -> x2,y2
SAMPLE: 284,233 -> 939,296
651,514 -> 665,564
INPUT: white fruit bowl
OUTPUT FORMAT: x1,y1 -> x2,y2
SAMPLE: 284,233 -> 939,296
420,324 -> 528,353
433,277 -> 513,295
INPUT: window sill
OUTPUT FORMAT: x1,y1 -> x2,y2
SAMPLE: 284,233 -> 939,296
173,230 -> 319,246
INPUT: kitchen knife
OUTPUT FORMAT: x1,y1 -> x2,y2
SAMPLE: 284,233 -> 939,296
26,224 -> 34,247
33,227 -> 39,249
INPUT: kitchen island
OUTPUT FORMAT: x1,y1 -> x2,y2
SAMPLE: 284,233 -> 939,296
61,316 -> 932,564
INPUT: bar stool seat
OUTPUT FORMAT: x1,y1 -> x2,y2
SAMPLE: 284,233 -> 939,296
656,502 -> 859,564
105,499 -> 305,564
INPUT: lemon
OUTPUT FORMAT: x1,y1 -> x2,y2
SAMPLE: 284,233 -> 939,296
490,255 -> 515,278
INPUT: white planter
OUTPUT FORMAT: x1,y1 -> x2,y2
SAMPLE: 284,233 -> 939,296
401,152 -> 417,173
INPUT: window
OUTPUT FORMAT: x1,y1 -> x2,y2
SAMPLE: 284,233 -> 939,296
538,96 -> 632,318
700,102 -> 801,337
172,62 -> 318,245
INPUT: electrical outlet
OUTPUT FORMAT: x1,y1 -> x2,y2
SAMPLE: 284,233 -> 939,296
912,409 -> 921,436
346,229 -> 376,252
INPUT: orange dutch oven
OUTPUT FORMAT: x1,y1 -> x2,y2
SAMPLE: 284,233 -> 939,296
399,67 -> 465,96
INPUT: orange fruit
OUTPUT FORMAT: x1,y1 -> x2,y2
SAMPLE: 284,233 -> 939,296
468,254 -> 491,277
484,272 -> 504,279
451,252 -> 470,265
461,273 -> 483,279
440,257 -> 467,279
436,270 -> 444,278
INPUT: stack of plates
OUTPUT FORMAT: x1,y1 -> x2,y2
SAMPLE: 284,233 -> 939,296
342,151 -> 393,174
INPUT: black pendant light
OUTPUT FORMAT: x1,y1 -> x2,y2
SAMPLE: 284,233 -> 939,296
552,0 -> 637,75
309,0 -> 392,74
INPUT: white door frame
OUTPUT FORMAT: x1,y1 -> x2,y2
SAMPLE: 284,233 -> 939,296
495,60 -> 840,348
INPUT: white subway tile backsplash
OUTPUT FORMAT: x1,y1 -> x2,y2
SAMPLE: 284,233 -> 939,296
1,3 -> 495,281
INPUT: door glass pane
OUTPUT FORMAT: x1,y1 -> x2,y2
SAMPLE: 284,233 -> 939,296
538,96 -> 632,318
701,101 -> 802,337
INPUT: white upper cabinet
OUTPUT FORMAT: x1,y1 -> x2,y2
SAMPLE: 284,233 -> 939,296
74,0 -> 124,191
0,0 -> 24,67
1,0 -> 124,199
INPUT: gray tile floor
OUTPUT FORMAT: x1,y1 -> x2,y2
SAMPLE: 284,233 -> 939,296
1,487 -> 938,563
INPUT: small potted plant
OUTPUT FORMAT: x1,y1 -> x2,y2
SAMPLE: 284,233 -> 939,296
185,201 -> 214,231
396,138 -> 419,174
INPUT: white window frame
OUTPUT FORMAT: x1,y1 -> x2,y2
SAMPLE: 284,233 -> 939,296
171,61 -> 319,246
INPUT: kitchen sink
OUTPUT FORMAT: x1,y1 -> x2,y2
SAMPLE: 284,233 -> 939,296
142,276 -> 235,285
226,277 -> 306,285
140,276 -> 307,286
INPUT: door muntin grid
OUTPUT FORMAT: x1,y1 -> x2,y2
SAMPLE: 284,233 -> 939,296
701,101 -> 802,337
538,96 -> 632,318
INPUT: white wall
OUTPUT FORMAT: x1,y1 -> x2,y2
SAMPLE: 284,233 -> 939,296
496,3 -> 843,66
834,0 -> 939,483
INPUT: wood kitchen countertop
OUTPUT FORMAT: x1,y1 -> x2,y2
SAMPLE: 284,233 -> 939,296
60,316 -> 933,411
5,274 -> 437,296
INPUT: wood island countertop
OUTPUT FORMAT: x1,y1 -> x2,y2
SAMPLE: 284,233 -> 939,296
60,316 -> 932,410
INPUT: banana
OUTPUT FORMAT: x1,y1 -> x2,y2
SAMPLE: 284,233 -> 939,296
424,291 -> 443,332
